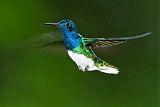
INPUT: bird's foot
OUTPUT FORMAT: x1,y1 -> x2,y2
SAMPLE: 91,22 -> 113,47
78,66 -> 86,72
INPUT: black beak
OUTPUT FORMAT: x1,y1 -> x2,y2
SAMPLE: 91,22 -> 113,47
44,23 -> 59,26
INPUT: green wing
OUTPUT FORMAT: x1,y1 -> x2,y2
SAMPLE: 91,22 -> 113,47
83,32 -> 151,49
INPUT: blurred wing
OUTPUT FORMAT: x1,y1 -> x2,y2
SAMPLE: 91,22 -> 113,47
24,32 -> 65,52
83,32 -> 151,49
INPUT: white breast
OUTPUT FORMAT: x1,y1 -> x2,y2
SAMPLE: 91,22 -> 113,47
67,51 -> 119,74
68,51 -> 95,71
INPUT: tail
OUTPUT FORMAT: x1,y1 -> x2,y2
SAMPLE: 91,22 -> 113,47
97,64 -> 119,74
93,58 -> 119,74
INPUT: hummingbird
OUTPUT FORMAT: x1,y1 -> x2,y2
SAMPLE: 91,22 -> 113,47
45,19 -> 151,74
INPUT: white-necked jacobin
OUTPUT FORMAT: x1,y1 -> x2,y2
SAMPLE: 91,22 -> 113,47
45,19 -> 151,74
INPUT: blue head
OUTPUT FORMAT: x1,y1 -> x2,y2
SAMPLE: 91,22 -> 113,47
58,19 -> 77,34
45,19 -> 81,50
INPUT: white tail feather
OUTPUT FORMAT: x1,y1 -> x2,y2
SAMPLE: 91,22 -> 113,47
97,66 -> 119,74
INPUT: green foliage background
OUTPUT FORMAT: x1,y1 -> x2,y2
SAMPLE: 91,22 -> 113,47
0,0 -> 159,107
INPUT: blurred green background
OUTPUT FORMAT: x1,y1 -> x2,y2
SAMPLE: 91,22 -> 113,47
0,0 -> 159,107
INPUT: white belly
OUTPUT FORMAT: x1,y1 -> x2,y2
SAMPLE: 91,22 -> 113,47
68,51 -> 95,71
67,51 -> 119,74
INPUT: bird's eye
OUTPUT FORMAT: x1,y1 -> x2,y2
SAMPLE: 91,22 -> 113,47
65,22 -> 70,27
